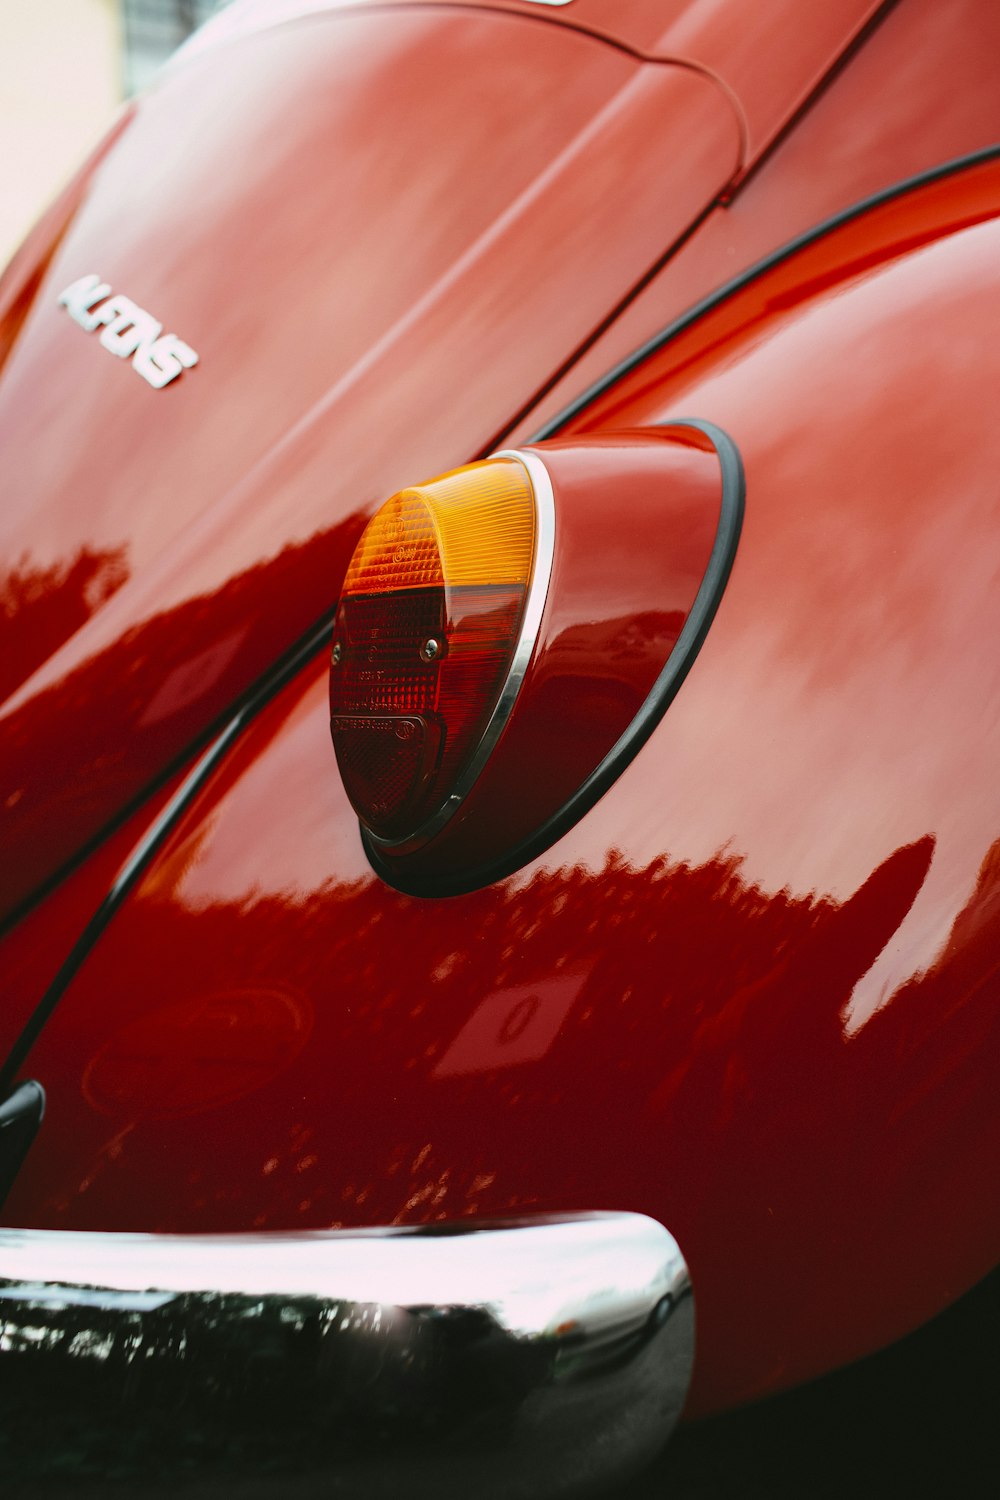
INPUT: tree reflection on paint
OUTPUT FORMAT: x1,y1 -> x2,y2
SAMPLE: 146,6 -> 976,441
11,822 -> 1000,1411
0,545 -> 129,705
0,513 -> 365,922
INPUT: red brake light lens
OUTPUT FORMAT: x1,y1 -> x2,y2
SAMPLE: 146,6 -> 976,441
329,456 -> 547,844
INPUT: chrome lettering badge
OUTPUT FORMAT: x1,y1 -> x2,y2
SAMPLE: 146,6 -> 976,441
58,274 -> 199,389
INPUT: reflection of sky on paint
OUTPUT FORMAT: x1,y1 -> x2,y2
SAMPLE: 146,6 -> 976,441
433,972 -> 589,1076
0,1216 -> 676,1343
558,223 -> 1000,1029
166,673 -> 372,908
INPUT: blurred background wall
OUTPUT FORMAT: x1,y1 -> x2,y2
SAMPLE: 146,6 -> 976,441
1,0 -> 223,265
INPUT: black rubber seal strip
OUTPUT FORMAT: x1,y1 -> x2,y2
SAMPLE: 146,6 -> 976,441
363,417 -> 744,898
0,601 -> 341,941
528,141 -> 1000,443
0,619 -> 333,1099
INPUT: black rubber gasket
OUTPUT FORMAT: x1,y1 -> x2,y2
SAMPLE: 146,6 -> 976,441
527,141 -> 1000,443
0,619 -> 333,1100
363,417 -> 744,898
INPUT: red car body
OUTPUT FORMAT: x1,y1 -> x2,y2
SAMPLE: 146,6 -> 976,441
2,0 -> 1000,1491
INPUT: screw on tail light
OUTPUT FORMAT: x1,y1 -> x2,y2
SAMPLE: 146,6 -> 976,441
329,453 -> 554,848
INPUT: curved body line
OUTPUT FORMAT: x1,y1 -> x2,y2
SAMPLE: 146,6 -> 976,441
0,619 -> 333,1104
532,141 -> 1000,441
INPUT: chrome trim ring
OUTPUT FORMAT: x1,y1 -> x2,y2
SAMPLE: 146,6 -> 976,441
369,447 -> 556,854
0,1211 -> 692,1496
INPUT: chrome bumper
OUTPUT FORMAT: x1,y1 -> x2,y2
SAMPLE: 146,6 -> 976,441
0,1211 -> 692,1496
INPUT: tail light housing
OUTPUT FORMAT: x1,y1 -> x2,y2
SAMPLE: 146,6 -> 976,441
330,421 -> 743,893
330,453 -> 554,846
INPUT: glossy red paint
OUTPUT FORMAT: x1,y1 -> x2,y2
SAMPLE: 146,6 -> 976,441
0,764 -> 190,1062
198,0 -> 887,166
515,0 -> 1000,441
7,155 -> 1000,1428
0,4 -> 740,922
514,0 -> 889,163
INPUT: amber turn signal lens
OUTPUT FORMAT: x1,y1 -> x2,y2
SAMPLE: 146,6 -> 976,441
329,456 -> 546,845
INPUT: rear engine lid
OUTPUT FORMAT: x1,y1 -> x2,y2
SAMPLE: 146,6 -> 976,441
187,0 -> 889,166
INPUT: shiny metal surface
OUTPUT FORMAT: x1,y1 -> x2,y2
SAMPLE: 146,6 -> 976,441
0,1211 -> 692,1497
371,448 -> 556,855
58,274 -> 199,388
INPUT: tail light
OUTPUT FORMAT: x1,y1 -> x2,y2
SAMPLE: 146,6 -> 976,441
330,422 -> 743,893
329,454 -> 554,846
